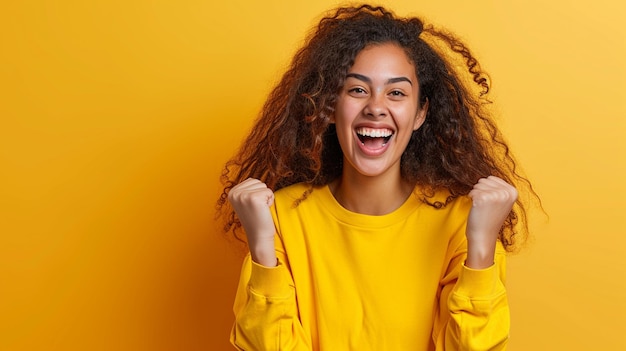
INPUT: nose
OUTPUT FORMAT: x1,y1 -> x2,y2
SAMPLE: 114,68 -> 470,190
363,93 -> 387,118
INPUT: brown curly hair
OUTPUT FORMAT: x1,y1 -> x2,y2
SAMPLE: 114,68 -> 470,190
217,4 -> 539,251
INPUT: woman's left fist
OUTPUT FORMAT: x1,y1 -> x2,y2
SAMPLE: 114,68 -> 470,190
465,176 -> 518,265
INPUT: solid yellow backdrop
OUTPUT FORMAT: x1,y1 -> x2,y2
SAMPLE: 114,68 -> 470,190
1,1 -> 624,350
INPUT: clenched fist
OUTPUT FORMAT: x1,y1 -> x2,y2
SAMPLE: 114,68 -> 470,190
228,178 -> 278,267
466,176 -> 518,269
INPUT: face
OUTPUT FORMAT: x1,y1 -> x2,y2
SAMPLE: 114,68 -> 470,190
332,42 -> 427,180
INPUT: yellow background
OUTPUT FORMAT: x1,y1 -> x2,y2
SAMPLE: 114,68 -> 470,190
1,1 -> 624,350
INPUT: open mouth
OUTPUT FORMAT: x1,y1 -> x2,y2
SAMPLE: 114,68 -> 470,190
356,127 -> 393,148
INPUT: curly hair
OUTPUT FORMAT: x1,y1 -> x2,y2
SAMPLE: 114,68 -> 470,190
217,4 -> 539,251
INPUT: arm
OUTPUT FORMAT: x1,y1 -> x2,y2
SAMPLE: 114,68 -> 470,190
433,244 -> 509,351
230,253 -> 311,350
228,179 -> 311,350
433,176 -> 517,350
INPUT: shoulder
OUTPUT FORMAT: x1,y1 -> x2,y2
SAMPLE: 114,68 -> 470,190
273,183 -> 326,210
417,187 -> 472,216
271,183 -> 328,236
410,188 -> 473,240
274,183 -> 313,202
446,194 -> 472,216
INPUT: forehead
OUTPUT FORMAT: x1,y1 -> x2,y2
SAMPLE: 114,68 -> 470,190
349,43 -> 416,77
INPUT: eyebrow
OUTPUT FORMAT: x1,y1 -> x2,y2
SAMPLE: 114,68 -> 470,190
346,73 -> 413,86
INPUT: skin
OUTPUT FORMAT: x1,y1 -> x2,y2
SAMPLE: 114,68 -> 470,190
228,43 -> 518,269
330,43 -> 427,216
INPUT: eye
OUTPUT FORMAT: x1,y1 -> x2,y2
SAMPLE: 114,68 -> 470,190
348,87 -> 367,95
389,90 -> 407,98
389,90 -> 407,100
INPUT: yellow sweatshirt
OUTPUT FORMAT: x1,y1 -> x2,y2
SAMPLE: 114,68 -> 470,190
231,183 -> 509,350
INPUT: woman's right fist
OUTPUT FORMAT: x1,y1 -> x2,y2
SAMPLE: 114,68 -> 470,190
228,178 -> 277,266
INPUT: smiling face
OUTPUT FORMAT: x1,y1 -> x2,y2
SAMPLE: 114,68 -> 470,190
332,42 -> 428,181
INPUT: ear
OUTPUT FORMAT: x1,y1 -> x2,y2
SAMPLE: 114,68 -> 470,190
413,98 -> 429,131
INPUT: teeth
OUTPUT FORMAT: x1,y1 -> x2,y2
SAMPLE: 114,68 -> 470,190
356,127 -> 393,138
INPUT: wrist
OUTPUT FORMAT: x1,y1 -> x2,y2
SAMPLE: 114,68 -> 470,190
465,239 -> 496,269
250,250 -> 277,267
248,236 -> 277,267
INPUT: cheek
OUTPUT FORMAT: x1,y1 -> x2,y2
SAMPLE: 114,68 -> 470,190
334,102 -> 358,126
335,120 -> 354,143
391,106 -> 419,125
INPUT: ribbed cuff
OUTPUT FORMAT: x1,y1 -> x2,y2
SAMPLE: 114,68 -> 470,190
454,263 -> 501,298
249,258 -> 293,298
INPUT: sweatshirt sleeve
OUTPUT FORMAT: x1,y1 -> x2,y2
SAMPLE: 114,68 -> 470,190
432,242 -> 509,351
230,240 -> 311,350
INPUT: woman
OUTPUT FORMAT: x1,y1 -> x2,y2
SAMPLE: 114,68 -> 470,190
218,4 -> 536,350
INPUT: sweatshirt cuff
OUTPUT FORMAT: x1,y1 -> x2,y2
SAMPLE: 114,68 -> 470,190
454,263 -> 502,299
249,258 -> 293,298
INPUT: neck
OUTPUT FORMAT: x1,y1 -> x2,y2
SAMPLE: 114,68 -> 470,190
329,168 -> 414,215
